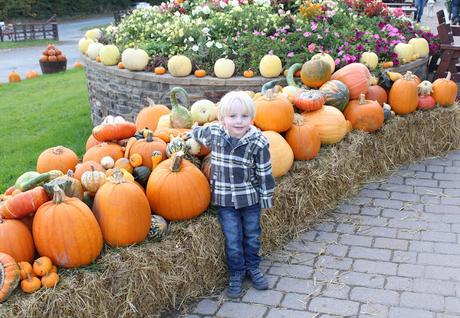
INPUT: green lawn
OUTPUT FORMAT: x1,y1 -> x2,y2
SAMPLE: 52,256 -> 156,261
80,24 -> 110,32
0,39 -> 59,50
0,68 -> 92,192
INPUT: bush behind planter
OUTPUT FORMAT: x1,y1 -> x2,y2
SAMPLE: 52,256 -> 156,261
2,106 -> 460,317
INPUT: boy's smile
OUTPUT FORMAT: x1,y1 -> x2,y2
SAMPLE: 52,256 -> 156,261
222,101 -> 253,138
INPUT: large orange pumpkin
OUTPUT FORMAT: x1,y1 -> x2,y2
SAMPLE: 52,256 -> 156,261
0,252 -> 20,302
32,187 -> 103,268
365,85 -> 388,106
388,71 -> 418,115
300,59 -> 332,88
254,89 -> 294,132
331,63 -> 370,99
93,171 -> 151,247
85,134 -> 101,150
146,152 -> 210,221
82,142 -> 124,163
285,114 -> 321,161
261,131 -> 294,177
36,146 -> 80,173
0,219 -> 35,263
432,72 -> 458,107
92,121 -> 137,142
126,133 -> 167,168
343,94 -> 384,132
135,98 -> 171,131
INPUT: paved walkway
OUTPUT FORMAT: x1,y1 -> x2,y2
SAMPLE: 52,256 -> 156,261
186,150 -> 460,317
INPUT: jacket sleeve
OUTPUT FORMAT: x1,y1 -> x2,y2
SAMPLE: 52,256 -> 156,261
186,124 -> 214,148
254,143 -> 275,209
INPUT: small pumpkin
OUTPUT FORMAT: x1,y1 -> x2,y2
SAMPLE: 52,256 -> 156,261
74,161 -> 105,181
417,95 -> 436,110
129,153 -> 143,167
20,273 -> 41,294
99,44 -> 120,66
343,94 -> 384,132
114,157 -> 134,174
43,170 -> 84,200
418,80 -> 433,96
148,214 -> 169,241
293,90 -> 325,112
33,256 -> 52,276
388,71 -> 419,115
81,166 -> 107,194
285,114 -> 321,161
133,166 -> 152,188
117,62 -> 125,69
154,66 -> 166,75
243,70 -> 254,78
135,98 -> 171,131
8,71 -> 21,83
365,85 -> 388,106
100,156 -> 115,169
25,70 -> 39,79
360,52 -> 379,70
18,261 -> 34,280
0,252 -> 20,302
190,99 -> 217,125
311,52 -> 335,73
41,272 -> 59,288
194,69 -> 206,77
432,72 -> 458,107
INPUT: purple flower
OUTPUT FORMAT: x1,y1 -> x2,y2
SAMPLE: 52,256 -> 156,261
311,22 -> 318,31
287,52 -> 294,57
303,31 -> 311,37
356,44 -> 364,52
308,43 -> 316,53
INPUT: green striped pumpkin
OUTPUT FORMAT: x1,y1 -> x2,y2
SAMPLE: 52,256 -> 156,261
300,59 -> 331,88
319,80 -> 350,111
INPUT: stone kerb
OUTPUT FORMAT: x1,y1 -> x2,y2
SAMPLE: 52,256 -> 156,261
82,54 -> 429,126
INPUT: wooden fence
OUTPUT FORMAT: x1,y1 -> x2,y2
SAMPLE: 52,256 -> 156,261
0,15 -> 59,42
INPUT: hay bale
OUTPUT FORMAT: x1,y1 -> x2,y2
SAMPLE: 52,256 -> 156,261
2,106 -> 460,317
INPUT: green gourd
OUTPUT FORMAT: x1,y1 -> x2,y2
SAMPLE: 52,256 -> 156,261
15,170 -> 64,192
169,87 -> 193,129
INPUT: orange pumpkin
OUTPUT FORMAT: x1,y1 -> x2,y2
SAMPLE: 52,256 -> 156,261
146,152 -> 210,221
0,252 -> 20,302
293,89 -> 325,112
254,89 -> 294,132
127,132 -> 167,169
331,63 -> 371,99
285,114 -> 320,161
194,69 -> 206,77
93,170 -> 151,247
300,59 -> 332,88
25,70 -> 39,79
135,99 -> 171,131
73,61 -> 84,68
85,134 -> 101,150
36,145 -> 80,173
92,121 -> 137,142
343,94 -> 384,132
262,131 -> 294,177
154,66 -> 166,75
8,71 -> 21,83
388,71 -> 419,115
432,72 -> 458,107
74,160 -> 105,181
153,128 -> 190,143
32,187 -> 103,268
82,142 -> 124,163
0,219 -> 35,263
33,256 -> 52,276
365,85 -> 387,106
0,187 -> 49,219
243,70 -> 254,78
118,62 -> 125,69
20,273 -> 41,293
18,261 -> 34,280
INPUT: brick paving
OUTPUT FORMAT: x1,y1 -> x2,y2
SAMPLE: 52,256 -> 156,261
184,150 -> 460,317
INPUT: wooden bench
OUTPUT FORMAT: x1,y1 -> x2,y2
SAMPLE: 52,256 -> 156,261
437,9 -> 448,24
434,23 -> 460,82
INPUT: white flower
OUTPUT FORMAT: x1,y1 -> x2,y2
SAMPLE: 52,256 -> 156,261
188,36 -> 194,42
202,5 -> 211,14
202,27 -> 210,34
174,11 -> 180,17
219,1 -> 227,9
215,42 -> 223,49
192,45 -> 199,52
254,0 -> 270,6
230,0 -> 240,7
206,41 -> 214,48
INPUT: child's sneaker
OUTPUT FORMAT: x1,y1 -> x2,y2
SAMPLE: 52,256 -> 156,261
226,271 -> 244,298
247,267 -> 268,290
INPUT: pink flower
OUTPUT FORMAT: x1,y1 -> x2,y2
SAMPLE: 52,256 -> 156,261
287,52 -> 294,57
334,58 -> 340,65
311,22 -> 318,31
308,43 -> 316,53
303,31 -> 312,37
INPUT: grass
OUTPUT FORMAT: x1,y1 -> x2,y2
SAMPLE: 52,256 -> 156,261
0,68 -> 92,192
80,24 -> 110,32
0,39 -> 59,50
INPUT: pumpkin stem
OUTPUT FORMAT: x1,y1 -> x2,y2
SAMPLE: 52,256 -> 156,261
52,185 -> 65,204
170,87 -> 190,110
151,151 -> 162,170
111,169 -> 125,184
403,71 -> 415,81
170,151 -> 184,172
446,72 -> 452,81
265,89 -> 274,100
358,94 -> 367,105
146,131 -> 154,142
52,146 -> 64,155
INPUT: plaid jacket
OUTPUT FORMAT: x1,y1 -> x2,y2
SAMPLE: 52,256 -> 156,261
190,123 -> 275,209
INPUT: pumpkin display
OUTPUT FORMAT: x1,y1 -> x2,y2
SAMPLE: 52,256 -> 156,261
388,71 -> 419,115
254,89 -> 294,132
92,117 -> 137,142
41,272 -> 59,288
135,98 -> 171,131
300,59 -> 332,88
93,170 -> 151,247
36,145 -> 79,174
0,219 -> 35,263
394,42 -> 414,64
359,51 -> 378,70
74,160 -> 105,181
319,80 -> 350,111
301,106 -> 352,144
32,186 -> 103,268
99,44 -> 120,66
127,132 -> 167,168
0,187 -> 49,219
80,166 -> 107,193
78,37 -> 94,54
8,71 -> 21,83
293,89 -> 325,112
0,252 -> 20,302
311,52 -> 335,73
432,72 -> 458,107
82,142 -> 124,163
146,151 -> 211,221
25,70 -> 39,79
149,214 -> 169,241
43,170 -> 84,200
190,99 -> 217,124
285,114 -> 321,161
169,87 -> 193,129
259,54 -> 283,78
330,63 -> 370,99
214,58 -> 235,78
365,84 -> 387,106
167,55 -> 192,77
20,273 -> 41,293
33,256 -> 52,276
261,131 -> 294,177
343,94 -> 384,132
121,48 -> 150,71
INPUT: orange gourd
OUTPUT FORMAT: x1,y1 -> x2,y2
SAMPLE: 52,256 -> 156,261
0,253 -> 20,302
93,170 -> 151,247
343,94 -> 384,132
154,66 -> 166,75
25,70 -> 39,79
73,61 -> 84,68
127,132 -> 167,169
432,72 -> 458,107
36,145 -> 80,174
20,273 -> 41,293
243,70 -> 254,78
0,218 -> 35,263
33,256 -> 52,276
293,89 -> 325,112
331,63 -> 371,99
18,261 -> 34,280
194,69 -> 206,77
82,142 -> 124,163
92,121 -> 137,142
32,187 -> 103,268
285,114 -> 321,161
135,98 -> 171,131
146,152 -> 210,221
74,160 -> 105,181
8,71 -> 21,83
0,187 -> 49,219
388,71 -> 419,115
254,89 -> 294,132
41,272 -> 59,288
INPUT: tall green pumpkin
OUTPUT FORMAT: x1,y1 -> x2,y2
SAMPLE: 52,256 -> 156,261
300,59 -> 332,88
169,87 -> 193,129
319,80 -> 350,111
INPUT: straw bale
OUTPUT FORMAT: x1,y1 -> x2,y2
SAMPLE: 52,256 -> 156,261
2,106 -> 460,317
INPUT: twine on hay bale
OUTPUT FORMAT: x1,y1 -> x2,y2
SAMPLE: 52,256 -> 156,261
2,106 -> 460,317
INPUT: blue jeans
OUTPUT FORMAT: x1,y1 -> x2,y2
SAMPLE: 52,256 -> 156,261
415,0 -> 427,21
453,4 -> 460,24
217,203 -> 261,274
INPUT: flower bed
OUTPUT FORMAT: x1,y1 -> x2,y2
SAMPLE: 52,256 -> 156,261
2,106 -> 460,317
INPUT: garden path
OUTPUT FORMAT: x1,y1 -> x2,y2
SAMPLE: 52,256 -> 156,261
0,15 -> 113,84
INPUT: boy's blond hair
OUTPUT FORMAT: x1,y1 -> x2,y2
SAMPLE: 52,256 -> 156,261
218,91 -> 256,121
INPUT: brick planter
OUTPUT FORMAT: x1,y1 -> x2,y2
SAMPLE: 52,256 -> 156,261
82,55 -> 429,126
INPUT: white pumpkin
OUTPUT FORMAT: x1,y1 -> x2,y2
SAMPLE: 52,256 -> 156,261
282,85 -> 299,103
85,28 -> 102,41
311,52 -> 336,73
99,45 -> 120,66
190,99 -> 217,124
259,54 -> 283,78
167,55 -> 192,77
394,43 -> 414,64
214,58 -> 235,78
121,48 -> 150,71
360,52 -> 379,70
408,37 -> 429,58
156,114 -> 172,130
87,42 -> 104,60
78,37 -> 94,54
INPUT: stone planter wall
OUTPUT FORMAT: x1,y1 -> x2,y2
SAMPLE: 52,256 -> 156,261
83,55 -> 429,126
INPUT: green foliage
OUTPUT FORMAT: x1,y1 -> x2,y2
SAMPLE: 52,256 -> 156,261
0,68 -> 92,192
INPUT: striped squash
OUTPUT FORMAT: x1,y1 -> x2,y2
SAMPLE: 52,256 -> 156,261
319,80 -> 350,111
300,59 -> 331,88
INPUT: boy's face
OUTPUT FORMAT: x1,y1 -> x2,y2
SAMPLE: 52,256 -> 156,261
222,101 -> 253,138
